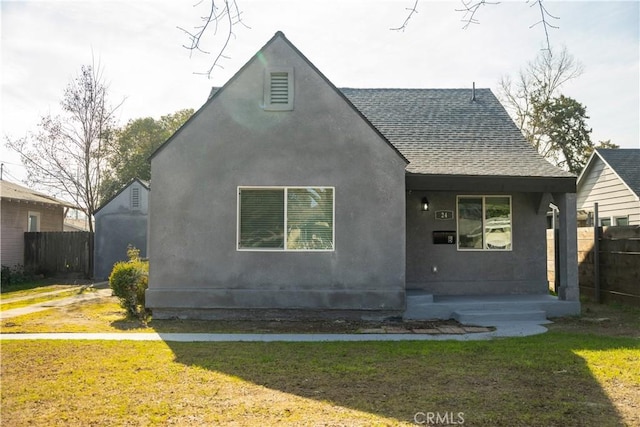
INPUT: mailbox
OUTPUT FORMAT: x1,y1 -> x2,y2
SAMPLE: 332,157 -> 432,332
433,231 -> 456,245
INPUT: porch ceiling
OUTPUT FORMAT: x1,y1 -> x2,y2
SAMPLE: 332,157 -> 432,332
406,174 -> 576,193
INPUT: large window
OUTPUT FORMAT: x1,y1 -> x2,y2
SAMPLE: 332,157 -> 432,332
238,187 -> 334,251
457,196 -> 512,250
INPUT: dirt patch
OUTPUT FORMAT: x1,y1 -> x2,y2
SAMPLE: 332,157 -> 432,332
130,312 -> 486,334
1,293 -> 495,334
548,300 -> 640,338
3,290 -> 638,338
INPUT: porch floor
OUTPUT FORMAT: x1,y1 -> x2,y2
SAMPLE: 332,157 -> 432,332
404,291 -> 581,324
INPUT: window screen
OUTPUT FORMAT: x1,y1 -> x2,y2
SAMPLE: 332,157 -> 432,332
238,187 -> 334,251
239,189 -> 285,249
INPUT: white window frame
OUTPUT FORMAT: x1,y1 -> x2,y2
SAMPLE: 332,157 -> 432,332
237,186 -> 335,252
456,195 -> 512,251
599,217 -> 612,226
28,211 -> 41,232
614,216 -> 629,226
263,67 -> 294,111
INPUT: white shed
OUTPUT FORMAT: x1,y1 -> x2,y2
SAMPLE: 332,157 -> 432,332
93,178 -> 149,280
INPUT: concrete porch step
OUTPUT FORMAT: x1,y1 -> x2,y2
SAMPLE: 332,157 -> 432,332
404,292 -> 579,321
453,309 -> 547,326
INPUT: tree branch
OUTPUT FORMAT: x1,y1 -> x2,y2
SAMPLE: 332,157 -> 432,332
177,0 -> 250,78
390,0 -> 419,31
456,0 -> 500,29
529,0 -> 559,52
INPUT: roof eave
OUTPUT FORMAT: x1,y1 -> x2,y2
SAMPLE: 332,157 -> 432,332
1,196 -> 76,209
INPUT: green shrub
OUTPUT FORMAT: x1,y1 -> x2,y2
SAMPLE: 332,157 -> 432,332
108,247 -> 149,319
1,264 -> 33,289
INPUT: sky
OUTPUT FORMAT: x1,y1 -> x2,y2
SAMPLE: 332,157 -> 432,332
1,0 -> 639,185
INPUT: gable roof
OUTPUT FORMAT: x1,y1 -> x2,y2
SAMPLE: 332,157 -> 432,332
579,148 -> 640,199
341,88 -> 573,178
0,180 -> 76,208
95,178 -> 150,214
152,31 -> 572,184
151,31 -> 407,164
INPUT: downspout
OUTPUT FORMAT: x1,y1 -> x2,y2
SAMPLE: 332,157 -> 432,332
594,202 -> 601,303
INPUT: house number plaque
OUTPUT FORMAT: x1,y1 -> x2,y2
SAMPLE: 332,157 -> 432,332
435,210 -> 454,220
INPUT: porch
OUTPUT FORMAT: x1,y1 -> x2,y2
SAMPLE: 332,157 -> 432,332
404,291 -> 581,325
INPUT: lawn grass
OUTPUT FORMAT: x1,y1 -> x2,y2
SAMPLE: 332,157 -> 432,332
1,291 -> 639,426
2,333 -> 638,426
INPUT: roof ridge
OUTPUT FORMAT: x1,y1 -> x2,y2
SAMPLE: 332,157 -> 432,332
339,87 -> 492,91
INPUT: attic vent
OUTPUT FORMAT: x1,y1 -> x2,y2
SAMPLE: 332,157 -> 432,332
264,67 -> 294,111
270,72 -> 289,104
131,187 -> 140,209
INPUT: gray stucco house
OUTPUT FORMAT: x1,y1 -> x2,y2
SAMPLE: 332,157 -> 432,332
94,178 -> 149,280
146,31 -> 580,320
577,148 -> 640,226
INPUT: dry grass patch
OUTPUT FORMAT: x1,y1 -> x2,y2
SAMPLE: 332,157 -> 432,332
1,288 -> 93,311
1,295 -> 139,333
1,294 -> 466,334
1,284 -> 79,299
548,300 -> 640,338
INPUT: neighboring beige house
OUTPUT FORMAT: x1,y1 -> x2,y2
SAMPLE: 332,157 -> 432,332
577,149 -> 640,226
0,180 -> 75,267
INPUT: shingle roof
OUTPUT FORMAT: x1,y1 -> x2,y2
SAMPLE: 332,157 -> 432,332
596,148 -> 640,198
0,180 -> 76,208
340,88 -> 573,178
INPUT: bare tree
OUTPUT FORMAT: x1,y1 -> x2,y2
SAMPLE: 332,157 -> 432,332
458,0 -> 558,49
393,0 -> 559,51
498,47 -> 583,161
177,0 -> 249,78
183,1 -> 560,78
5,64 -> 122,232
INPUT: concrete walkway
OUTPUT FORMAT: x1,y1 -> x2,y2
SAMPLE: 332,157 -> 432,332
0,287 -> 112,320
1,285 -> 89,304
0,321 -> 549,342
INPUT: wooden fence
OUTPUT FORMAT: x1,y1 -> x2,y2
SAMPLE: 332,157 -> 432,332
548,226 -> 640,306
24,232 -> 94,279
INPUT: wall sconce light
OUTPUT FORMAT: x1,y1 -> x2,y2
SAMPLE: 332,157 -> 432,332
421,197 -> 429,212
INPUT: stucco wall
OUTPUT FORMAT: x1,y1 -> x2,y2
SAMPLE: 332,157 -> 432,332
94,181 -> 149,280
147,35 -> 407,317
406,191 -> 549,295
1,200 -> 64,267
